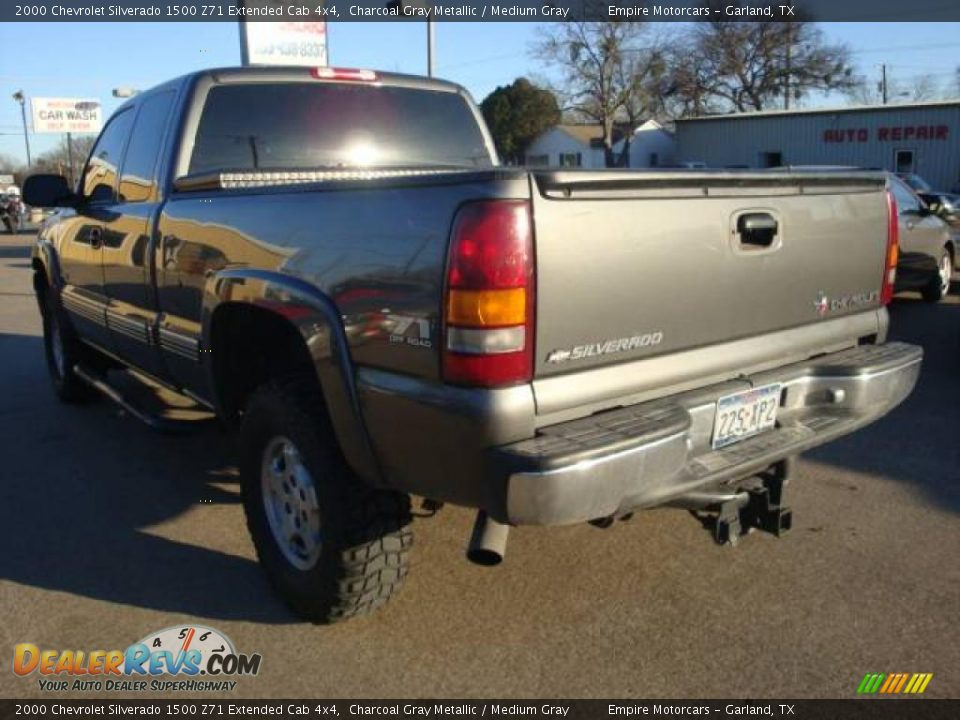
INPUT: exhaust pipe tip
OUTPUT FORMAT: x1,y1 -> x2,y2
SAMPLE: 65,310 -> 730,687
466,547 -> 504,567
466,510 -> 510,566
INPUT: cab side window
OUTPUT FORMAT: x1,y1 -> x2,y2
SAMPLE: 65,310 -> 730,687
120,91 -> 176,203
81,109 -> 134,204
891,179 -> 921,215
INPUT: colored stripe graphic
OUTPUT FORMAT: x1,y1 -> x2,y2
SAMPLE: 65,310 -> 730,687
879,674 -> 897,693
893,673 -> 909,693
858,672 -> 933,694
904,673 -> 934,694
857,673 -> 886,694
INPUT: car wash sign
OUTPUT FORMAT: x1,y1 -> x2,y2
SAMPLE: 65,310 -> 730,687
31,98 -> 103,134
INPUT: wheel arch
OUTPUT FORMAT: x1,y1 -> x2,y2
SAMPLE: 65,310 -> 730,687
31,236 -> 61,297
203,269 -> 381,484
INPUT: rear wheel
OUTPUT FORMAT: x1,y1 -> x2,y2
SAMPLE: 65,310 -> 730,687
40,285 -> 97,403
921,250 -> 952,303
239,375 -> 412,623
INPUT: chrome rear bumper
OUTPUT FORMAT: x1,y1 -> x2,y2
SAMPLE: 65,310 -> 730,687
493,342 -> 922,526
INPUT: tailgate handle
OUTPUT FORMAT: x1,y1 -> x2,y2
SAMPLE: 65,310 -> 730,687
737,213 -> 778,248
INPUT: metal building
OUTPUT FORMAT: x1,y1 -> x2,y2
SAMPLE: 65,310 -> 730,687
675,100 -> 960,191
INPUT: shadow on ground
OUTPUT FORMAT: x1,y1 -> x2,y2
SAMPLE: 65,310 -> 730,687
0,244 -> 31,259
808,295 -> 960,513
0,290 -> 956,625
0,332 -> 298,623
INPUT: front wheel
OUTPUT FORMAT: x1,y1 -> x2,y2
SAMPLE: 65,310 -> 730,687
921,251 -> 953,303
239,375 -> 413,623
41,285 -> 98,403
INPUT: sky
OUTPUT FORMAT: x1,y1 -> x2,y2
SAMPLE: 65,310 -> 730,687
1,20 -> 959,164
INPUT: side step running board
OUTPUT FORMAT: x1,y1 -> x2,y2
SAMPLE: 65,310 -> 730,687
73,365 -> 202,434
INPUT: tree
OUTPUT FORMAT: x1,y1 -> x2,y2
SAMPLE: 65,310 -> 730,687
668,16 -> 856,114
532,21 -> 668,167
843,72 -> 881,106
32,135 -> 97,186
0,154 -> 22,175
480,78 -> 561,165
905,74 -> 940,102
846,71 -> 945,106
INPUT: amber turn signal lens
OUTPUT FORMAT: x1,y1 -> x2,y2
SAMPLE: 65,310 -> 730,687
446,288 -> 526,327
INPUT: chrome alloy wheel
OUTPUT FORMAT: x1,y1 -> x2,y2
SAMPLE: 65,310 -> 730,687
939,254 -> 953,297
260,436 -> 322,570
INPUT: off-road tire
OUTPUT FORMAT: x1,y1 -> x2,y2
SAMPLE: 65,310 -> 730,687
239,374 -> 413,623
40,284 -> 98,403
921,250 -> 952,303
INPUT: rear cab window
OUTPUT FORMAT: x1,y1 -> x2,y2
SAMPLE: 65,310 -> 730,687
184,82 -> 494,176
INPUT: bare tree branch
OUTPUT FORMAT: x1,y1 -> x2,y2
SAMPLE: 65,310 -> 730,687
532,21 -> 667,167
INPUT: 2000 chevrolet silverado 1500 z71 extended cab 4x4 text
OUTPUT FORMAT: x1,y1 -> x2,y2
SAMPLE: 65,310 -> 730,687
24,67 -> 921,623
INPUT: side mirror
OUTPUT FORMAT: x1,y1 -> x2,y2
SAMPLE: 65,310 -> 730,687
917,193 -> 940,213
22,174 -> 77,208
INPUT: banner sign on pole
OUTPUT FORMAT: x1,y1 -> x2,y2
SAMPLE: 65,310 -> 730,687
30,98 -> 103,134
241,20 -> 328,66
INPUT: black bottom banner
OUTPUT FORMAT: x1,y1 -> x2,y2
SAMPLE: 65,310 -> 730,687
1,700 -> 958,720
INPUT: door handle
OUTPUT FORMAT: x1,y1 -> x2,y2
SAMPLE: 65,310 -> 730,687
736,213 -> 778,248
88,227 -> 103,249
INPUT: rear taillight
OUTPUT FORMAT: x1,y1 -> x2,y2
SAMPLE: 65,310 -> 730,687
881,189 -> 900,304
443,200 -> 534,387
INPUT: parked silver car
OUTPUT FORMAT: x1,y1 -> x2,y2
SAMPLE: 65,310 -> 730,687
889,175 -> 956,303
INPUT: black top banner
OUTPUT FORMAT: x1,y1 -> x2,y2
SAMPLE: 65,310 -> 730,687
4,0 -> 960,22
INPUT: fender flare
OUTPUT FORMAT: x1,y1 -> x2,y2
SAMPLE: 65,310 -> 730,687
202,268 -> 382,484
32,235 -> 63,291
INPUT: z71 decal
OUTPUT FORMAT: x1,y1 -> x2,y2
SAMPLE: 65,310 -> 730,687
386,314 -> 432,348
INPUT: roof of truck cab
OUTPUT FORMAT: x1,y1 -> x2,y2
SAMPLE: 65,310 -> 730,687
131,66 -> 464,105
116,68 -> 470,118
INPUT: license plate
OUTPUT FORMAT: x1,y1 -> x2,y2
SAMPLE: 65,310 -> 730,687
711,383 -> 782,450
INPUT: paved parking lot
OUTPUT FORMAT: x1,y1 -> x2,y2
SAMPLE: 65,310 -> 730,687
1,229 -> 957,699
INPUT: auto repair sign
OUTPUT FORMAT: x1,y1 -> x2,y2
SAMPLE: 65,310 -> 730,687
31,97 -> 103,134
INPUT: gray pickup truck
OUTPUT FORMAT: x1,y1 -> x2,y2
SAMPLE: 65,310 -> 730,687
25,67 -> 922,623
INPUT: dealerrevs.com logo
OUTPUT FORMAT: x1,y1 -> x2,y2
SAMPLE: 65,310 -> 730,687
13,625 -> 262,692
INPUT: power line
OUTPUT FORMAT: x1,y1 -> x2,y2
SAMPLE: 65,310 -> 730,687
851,41 -> 960,55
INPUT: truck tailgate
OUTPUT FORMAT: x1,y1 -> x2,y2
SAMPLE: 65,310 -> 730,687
530,171 -> 889,384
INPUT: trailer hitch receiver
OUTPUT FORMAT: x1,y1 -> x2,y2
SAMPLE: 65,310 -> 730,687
715,458 -> 794,546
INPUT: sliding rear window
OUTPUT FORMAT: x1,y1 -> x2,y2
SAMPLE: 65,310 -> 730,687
188,82 -> 493,175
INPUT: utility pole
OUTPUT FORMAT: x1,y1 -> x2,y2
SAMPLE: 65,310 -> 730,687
66,133 -> 74,187
387,1 -> 434,76
427,14 -> 435,77
880,64 -> 888,104
11,91 -> 31,167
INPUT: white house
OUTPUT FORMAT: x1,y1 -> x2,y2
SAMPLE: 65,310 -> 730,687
524,125 -> 616,168
525,122 -> 676,169
615,119 -> 678,168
